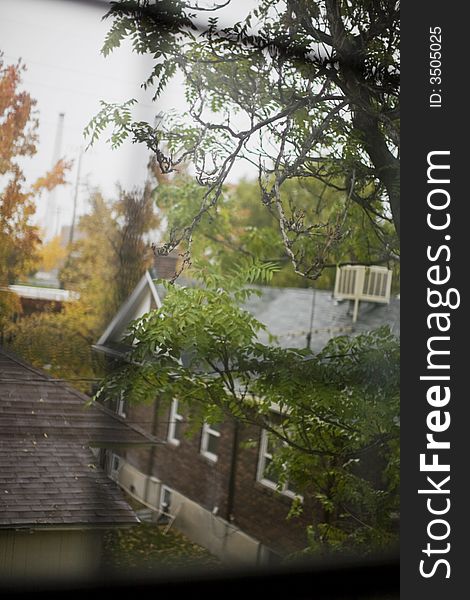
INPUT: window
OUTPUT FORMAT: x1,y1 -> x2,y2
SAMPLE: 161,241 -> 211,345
200,422 -> 221,462
113,390 -> 126,418
158,485 -> 179,531
116,397 -> 126,418
108,451 -> 121,482
257,429 -> 298,498
167,398 -> 183,445
160,485 -> 173,513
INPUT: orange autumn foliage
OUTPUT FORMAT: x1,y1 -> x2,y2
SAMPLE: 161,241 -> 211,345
0,55 -> 72,289
36,235 -> 67,273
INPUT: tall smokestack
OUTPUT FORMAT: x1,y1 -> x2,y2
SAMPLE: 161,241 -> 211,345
44,112 -> 65,241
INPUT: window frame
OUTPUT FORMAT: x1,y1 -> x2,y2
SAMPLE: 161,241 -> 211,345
159,485 -> 173,513
200,422 -> 221,462
167,398 -> 184,446
108,451 -> 121,482
256,429 -> 300,499
114,390 -> 127,419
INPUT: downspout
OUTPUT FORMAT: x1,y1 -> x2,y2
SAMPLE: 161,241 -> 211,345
143,397 -> 160,505
225,418 -> 240,522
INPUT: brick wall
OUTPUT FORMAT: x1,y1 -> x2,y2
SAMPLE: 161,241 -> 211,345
123,400 -> 321,556
231,424 -> 316,555
122,401 -> 157,477
127,401 -> 235,518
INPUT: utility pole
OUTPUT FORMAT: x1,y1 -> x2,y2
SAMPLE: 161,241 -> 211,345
69,147 -> 83,246
306,285 -> 316,350
45,112 -> 65,241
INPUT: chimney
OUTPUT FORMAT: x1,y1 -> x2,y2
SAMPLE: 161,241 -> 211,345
152,249 -> 181,280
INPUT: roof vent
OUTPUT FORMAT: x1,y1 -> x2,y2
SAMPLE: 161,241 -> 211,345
334,265 -> 392,322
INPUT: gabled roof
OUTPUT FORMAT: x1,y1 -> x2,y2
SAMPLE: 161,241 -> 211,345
93,271 -> 162,357
0,348 -> 158,529
95,273 -> 400,359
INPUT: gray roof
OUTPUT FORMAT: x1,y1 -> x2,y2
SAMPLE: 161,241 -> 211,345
0,348 -> 156,529
0,439 -> 136,528
243,286 -> 400,353
0,350 -> 155,446
95,272 -> 400,358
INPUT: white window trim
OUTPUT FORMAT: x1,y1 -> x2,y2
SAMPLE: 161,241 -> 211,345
116,397 -> 127,419
113,390 -> 127,419
108,451 -> 122,482
256,429 -> 300,499
200,422 -> 221,462
167,398 -> 183,446
159,485 -> 173,513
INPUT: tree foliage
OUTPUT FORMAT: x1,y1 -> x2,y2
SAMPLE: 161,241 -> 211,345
155,174 -> 399,288
86,0 -> 399,280
61,184 -> 159,325
0,55 -> 71,328
5,306 -> 98,390
82,2 -> 401,555
0,57 -> 71,285
97,261 -> 399,555
6,184 -> 158,389
36,235 -> 68,273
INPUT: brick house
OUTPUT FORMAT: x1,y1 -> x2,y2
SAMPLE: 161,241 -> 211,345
0,347 -> 156,580
93,265 -> 400,565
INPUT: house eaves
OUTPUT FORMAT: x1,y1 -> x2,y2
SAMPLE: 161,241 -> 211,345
95,271 -> 162,353
0,347 -> 161,530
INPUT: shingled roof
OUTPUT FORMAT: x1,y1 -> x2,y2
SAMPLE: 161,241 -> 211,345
244,286 -> 400,352
94,272 -> 400,361
0,348 -> 157,529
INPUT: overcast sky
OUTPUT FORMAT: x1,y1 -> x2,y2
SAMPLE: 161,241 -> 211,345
1,0 -> 257,239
